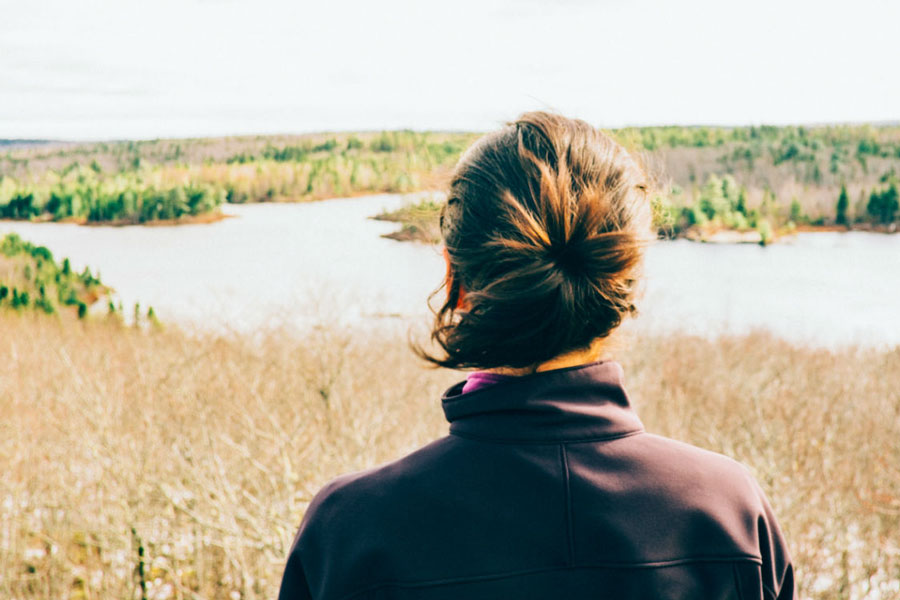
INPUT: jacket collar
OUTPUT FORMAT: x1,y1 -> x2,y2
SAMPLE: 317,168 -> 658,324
441,360 -> 644,443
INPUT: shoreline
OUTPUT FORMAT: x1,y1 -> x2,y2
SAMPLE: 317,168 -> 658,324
683,222 -> 899,244
377,216 -> 900,245
0,187 -> 447,228
0,210 -> 233,228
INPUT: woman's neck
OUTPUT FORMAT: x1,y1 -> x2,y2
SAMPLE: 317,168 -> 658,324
486,338 -> 606,376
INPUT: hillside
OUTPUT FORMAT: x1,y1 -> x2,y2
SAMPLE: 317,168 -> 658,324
0,233 -> 110,317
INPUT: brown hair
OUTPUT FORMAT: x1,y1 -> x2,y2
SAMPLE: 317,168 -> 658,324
419,111 -> 653,370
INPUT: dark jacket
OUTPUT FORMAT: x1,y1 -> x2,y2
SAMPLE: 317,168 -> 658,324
279,361 -> 795,600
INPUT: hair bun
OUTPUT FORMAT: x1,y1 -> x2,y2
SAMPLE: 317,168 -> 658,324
418,111 -> 653,370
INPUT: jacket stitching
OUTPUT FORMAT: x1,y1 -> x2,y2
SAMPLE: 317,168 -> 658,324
733,562 -> 745,600
339,557 -> 765,600
560,444 -> 575,565
449,429 -> 644,445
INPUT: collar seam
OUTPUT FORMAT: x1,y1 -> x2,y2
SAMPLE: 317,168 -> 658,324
441,359 -> 614,403
449,429 -> 645,446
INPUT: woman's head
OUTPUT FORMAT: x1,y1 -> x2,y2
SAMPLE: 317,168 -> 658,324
422,111 -> 653,370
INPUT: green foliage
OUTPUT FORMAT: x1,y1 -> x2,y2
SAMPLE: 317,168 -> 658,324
1,233 -> 110,318
665,174 -> 750,234
651,192 -> 678,235
757,220 -> 774,246
261,143 -> 312,162
34,296 -> 55,314
312,138 -> 338,153
625,124 -> 900,195
147,305 -> 161,329
771,141 -> 816,165
836,184 -> 849,226
735,187 -> 747,215
369,132 -> 397,152
4,124 -> 900,238
211,131 -> 479,203
0,165 -> 225,224
789,198 -> 805,224
867,182 -> 899,224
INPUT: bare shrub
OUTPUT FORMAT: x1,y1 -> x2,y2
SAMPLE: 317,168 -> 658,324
0,315 -> 897,599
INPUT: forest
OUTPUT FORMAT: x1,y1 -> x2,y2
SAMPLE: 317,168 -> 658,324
3,124 -> 898,239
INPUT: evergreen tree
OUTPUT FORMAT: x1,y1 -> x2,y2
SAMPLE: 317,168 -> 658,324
885,183 -> 899,223
836,184 -> 849,226
147,306 -> 161,329
867,183 -> 899,224
736,187 -> 748,215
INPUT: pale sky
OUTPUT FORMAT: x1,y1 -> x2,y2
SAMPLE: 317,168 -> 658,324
1,0 -> 897,141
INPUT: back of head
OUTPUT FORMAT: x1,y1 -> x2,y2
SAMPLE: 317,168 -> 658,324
423,111 -> 653,370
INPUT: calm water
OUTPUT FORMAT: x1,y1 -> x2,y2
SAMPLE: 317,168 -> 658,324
1,193 -> 898,348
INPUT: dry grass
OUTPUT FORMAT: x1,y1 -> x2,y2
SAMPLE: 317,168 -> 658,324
1,314 -> 898,599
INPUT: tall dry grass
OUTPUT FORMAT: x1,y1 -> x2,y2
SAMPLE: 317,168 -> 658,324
1,314 -> 898,599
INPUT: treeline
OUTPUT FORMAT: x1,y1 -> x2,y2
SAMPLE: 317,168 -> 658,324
200,130 -> 475,203
227,130 -> 468,164
0,131 -> 477,223
0,130 -> 477,181
0,166 -> 225,224
381,173 -> 900,247
864,180 -> 900,224
616,123 -> 900,156
0,233 -> 106,317
657,172 -> 900,243
2,125 -> 899,229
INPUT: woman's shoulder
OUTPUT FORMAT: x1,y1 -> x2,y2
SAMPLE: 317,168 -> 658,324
621,431 -> 772,516
299,435 -> 460,532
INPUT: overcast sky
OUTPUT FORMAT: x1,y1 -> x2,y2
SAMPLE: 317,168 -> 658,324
1,0 -> 897,140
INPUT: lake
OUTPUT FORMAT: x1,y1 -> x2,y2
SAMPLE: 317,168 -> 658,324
1,193 -> 898,348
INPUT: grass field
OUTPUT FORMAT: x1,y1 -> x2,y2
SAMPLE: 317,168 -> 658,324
1,313 -> 897,599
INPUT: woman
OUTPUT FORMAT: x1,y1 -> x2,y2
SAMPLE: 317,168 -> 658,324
279,112 -> 795,599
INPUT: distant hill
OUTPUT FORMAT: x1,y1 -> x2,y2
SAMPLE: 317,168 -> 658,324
0,139 -> 55,149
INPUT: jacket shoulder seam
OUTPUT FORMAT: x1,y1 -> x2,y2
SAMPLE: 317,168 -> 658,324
448,429 -> 644,445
